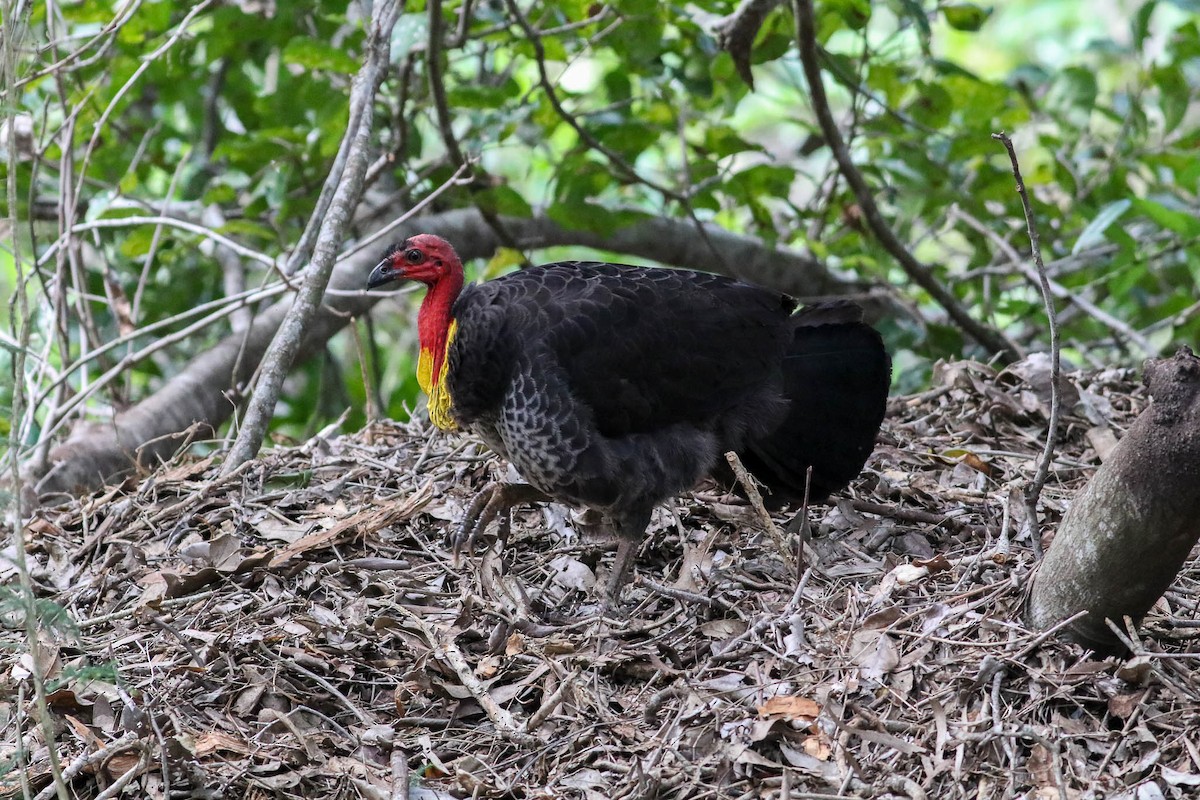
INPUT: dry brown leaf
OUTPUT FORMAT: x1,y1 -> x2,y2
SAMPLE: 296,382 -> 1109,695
504,632 -> 526,656
193,730 -> 252,757
1109,691 -> 1144,720
757,695 -> 819,721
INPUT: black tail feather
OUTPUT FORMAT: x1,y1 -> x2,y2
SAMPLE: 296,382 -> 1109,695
738,306 -> 890,507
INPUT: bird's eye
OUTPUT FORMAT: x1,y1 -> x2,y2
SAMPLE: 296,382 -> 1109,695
405,248 -> 423,264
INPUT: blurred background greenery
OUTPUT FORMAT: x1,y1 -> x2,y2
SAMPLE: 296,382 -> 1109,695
3,0 -> 1198,451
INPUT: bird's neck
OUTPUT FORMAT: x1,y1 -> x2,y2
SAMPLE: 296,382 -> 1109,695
416,273 -> 463,397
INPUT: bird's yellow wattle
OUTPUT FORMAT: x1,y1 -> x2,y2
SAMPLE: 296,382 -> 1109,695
417,319 -> 458,431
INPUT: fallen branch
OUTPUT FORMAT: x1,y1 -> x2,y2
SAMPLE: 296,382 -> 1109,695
394,605 -> 536,745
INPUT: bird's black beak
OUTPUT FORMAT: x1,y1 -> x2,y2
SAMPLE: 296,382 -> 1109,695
366,257 -> 400,289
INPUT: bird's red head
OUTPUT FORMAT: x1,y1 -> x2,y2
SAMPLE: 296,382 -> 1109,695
367,234 -> 463,289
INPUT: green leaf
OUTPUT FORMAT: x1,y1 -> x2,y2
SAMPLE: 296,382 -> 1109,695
608,4 -> 663,65
282,37 -> 359,75
390,12 -> 428,62
1047,66 -> 1098,114
592,122 -> 660,160
1152,65 -> 1188,133
475,186 -> 533,218
1132,197 -> 1200,236
896,0 -> 932,39
218,219 -> 278,243
827,0 -> 872,30
703,126 -> 764,158
119,227 -> 156,259
942,4 -> 991,32
1072,199 -> 1131,255
1132,1 -> 1157,48
725,164 -> 795,199
447,78 -> 521,109
547,201 -> 620,236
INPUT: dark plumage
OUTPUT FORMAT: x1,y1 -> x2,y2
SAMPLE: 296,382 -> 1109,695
368,235 -> 890,600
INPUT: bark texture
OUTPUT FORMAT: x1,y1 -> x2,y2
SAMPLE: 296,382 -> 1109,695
1027,347 -> 1200,652
26,209 -> 870,498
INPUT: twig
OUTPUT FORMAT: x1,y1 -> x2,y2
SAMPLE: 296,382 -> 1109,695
76,589 -> 224,629
393,605 -> 535,744
950,204 -> 1156,357
32,734 -> 142,800
1011,609 -> 1088,660
522,669 -> 579,733
278,651 -> 373,727
634,574 -> 732,611
992,133 -> 1062,552
4,4 -> 71,797
91,748 -> 148,800
391,748 -> 410,800
724,451 -> 794,574
791,0 -> 1020,361
848,498 -> 973,532
38,214 -> 280,270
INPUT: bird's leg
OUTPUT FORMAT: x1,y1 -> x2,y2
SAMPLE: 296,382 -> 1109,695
604,537 -> 639,603
453,482 -> 550,557
601,507 -> 653,605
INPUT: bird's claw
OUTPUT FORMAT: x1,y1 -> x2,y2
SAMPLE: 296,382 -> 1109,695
452,482 -> 549,559
453,484 -> 503,559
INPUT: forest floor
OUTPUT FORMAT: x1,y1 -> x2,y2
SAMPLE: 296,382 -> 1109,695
6,357 -> 1200,800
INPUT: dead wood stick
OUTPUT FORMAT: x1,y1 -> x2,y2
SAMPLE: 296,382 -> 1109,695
522,669 -> 579,733
724,451 -> 794,574
390,749 -> 410,800
32,734 -> 141,800
394,605 -> 534,744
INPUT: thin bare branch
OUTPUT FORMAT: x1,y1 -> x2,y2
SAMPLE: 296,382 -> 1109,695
4,3 -> 71,796
992,132 -> 1062,552
38,214 -> 281,270
949,204 -> 1156,358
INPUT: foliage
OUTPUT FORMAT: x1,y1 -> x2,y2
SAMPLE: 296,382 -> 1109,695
3,0 -> 1200,443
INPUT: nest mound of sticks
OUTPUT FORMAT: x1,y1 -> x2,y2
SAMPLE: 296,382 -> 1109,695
8,358 -> 1200,799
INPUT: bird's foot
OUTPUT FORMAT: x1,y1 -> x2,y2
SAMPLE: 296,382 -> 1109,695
601,535 -> 640,610
453,482 -> 550,558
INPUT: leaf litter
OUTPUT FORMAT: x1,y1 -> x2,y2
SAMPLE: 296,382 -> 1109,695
4,359 -> 1200,799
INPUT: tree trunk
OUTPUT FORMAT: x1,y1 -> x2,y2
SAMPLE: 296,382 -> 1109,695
1027,347 -> 1200,652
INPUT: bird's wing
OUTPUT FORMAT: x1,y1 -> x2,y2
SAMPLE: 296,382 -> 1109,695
448,262 -> 795,437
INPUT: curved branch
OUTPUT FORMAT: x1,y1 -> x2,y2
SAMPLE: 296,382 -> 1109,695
792,0 -> 1020,362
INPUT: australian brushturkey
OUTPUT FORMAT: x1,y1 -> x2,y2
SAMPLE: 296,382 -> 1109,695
368,234 -> 890,599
